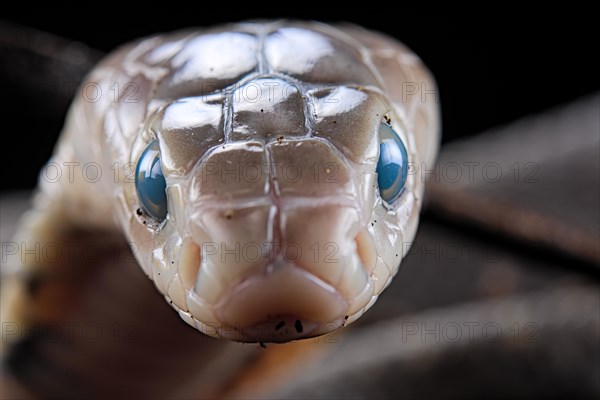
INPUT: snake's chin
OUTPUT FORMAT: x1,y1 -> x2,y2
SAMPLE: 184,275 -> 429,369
209,262 -> 350,342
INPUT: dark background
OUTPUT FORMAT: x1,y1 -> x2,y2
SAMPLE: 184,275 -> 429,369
1,12 -> 599,399
1,12 -> 598,191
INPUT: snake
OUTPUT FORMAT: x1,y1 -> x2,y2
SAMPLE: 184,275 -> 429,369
1,21 -> 439,350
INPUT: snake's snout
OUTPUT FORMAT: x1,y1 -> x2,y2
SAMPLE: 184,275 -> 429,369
181,202 -> 378,341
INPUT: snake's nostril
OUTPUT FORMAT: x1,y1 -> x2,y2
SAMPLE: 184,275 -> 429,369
355,229 -> 377,274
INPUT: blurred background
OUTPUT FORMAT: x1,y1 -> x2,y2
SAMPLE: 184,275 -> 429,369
1,10 -> 599,399
1,12 -> 598,190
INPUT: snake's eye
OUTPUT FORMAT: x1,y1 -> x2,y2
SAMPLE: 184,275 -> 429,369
135,140 -> 168,221
376,122 -> 409,204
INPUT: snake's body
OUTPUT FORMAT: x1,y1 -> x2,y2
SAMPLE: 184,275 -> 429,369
1,21 -> 439,395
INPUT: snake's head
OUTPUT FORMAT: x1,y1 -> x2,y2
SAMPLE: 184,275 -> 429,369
123,79 -> 425,343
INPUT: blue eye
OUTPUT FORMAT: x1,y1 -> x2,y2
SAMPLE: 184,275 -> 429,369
135,140 -> 168,221
376,123 -> 409,204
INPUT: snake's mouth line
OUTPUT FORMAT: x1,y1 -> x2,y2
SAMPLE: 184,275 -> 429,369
215,315 -> 348,343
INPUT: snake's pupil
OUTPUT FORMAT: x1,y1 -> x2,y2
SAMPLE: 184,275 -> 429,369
376,123 -> 408,204
135,140 -> 168,221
